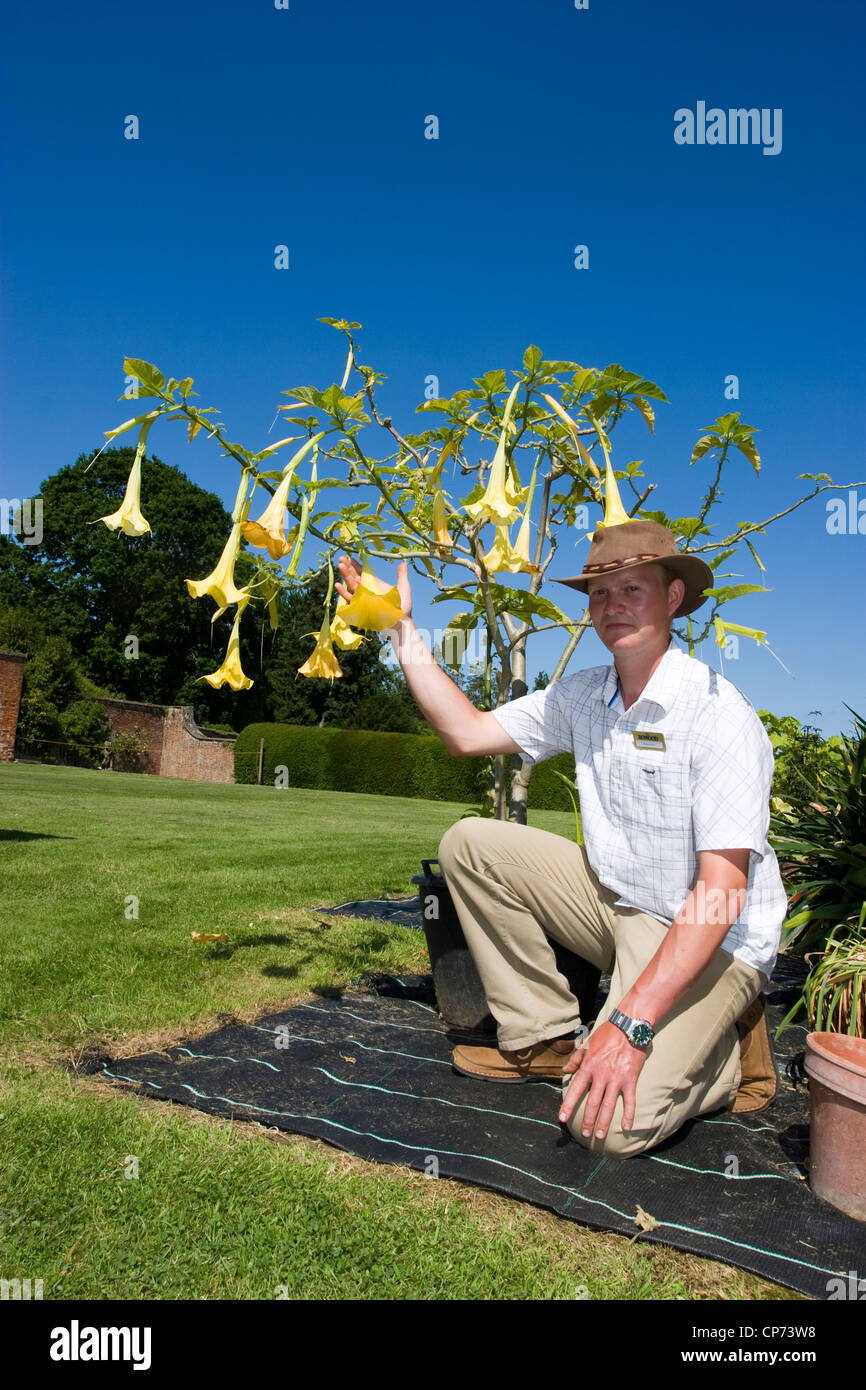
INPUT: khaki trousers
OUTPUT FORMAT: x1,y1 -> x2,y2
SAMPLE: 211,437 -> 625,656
437,818 -> 766,1157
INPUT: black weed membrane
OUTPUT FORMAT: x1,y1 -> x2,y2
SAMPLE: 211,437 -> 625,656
95,902 -> 866,1299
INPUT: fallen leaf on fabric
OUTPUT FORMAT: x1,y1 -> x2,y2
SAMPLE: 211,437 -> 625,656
340,1054 -> 357,1064
634,1204 -> 658,1232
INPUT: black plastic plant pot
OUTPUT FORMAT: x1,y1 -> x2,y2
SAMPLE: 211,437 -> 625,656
412,857 -> 602,1035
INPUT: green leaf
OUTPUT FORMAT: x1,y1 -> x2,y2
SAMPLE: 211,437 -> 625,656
690,434 -> 718,465
671,516 -> 712,540
284,385 -> 327,410
736,438 -> 761,474
641,509 -> 673,528
569,368 -> 598,399
713,412 -> 741,435
431,586 -> 477,606
744,537 -> 765,572
709,584 -> 771,605
474,369 -> 507,395
443,612 -> 479,632
634,397 -> 655,434
488,585 -> 578,632
123,358 -> 165,395
104,409 -> 161,442
708,547 -> 739,571
522,345 -> 543,374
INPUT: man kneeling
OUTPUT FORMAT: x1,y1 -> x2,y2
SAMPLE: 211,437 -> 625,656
336,515 -> 783,1157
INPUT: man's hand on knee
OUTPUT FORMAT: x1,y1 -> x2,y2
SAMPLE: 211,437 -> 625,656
558,1021 -> 646,1140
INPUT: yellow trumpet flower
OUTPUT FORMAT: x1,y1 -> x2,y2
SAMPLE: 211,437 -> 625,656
330,595 -> 364,651
202,602 -> 253,691
99,452 -> 151,537
432,489 -> 452,550
186,523 -> 250,614
242,475 -> 295,560
464,382 -> 526,527
481,523 -> 539,575
512,458 -> 540,571
714,617 -> 767,647
242,434 -> 323,560
596,457 -> 636,529
336,558 -> 405,631
298,614 -> 343,680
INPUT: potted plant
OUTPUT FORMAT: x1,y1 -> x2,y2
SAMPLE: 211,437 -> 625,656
800,913 -> 866,1223
771,713 -> 866,1222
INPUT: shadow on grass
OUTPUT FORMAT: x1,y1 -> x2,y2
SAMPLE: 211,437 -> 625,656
0,829 -> 74,841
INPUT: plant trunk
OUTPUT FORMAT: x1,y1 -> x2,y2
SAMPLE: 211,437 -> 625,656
506,630 -> 530,824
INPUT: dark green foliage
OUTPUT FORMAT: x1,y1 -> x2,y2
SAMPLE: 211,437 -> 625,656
770,708 -> 866,956
0,448 -> 271,730
2,612 -> 108,748
759,710 -> 845,798
58,700 -> 110,767
235,721 -> 577,812
235,723 -> 481,801
111,728 -> 147,772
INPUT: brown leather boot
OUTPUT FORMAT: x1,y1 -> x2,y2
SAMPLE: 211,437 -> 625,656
732,995 -> 779,1113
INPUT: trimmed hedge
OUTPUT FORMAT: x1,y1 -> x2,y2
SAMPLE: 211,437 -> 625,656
234,723 -> 577,812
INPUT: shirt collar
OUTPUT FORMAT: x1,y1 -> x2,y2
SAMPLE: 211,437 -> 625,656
597,637 -> 683,714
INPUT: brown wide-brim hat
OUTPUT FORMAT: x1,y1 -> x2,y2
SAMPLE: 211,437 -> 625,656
553,518 -> 714,618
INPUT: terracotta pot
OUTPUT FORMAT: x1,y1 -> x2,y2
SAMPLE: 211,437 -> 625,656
805,1032 -> 866,1223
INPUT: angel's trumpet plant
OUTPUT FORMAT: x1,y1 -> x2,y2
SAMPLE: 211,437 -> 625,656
480,524 -> 535,575
714,618 -> 767,647
185,522 -> 250,616
431,488 -> 452,551
336,556 -> 405,632
330,595 -> 363,651
242,434 -> 323,560
298,614 -> 343,679
202,600 -> 253,691
596,456 -> 636,530
98,449 -> 151,537
463,382 -> 526,527
298,558 -> 343,678
511,458 -> 540,572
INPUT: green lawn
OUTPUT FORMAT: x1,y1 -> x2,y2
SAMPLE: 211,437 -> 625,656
0,763 -> 800,1300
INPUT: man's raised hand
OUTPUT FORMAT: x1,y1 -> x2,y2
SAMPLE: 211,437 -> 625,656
335,555 -> 413,624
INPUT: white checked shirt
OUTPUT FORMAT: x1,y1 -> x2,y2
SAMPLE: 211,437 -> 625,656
490,638 -> 787,978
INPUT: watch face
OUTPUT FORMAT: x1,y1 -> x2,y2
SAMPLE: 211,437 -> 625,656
631,1022 -> 653,1047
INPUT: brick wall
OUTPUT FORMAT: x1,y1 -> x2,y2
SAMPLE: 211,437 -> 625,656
100,698 -> 236,782
160,707 -> 235,782
100,699 -> 166,775
0,651 -> 26,761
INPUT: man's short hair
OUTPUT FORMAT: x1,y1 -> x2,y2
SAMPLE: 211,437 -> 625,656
655,561 -> 680,590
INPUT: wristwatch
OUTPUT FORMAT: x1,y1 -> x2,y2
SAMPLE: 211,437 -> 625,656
608,1008 -> 654,1048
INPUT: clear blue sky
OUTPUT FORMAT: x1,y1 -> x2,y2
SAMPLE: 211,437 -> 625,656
1,0 -> 864,733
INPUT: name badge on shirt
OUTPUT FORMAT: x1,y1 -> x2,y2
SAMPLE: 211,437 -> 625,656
633,730 -> 666,752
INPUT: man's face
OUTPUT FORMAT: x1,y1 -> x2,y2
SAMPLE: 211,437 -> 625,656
587,562 -> 683,656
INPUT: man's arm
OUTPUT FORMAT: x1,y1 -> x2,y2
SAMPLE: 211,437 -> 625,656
615,848 -> 749,1028
336,555 -> 522,758
559,848 -> 750,1138
388,613 -> 522,757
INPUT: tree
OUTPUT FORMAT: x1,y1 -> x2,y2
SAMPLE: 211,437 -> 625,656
0,603 -> 110,756
0,450 -> 272,728
85,334 -> 865,820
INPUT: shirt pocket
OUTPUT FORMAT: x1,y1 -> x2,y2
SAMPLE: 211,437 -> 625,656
613,756 -> 688,836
